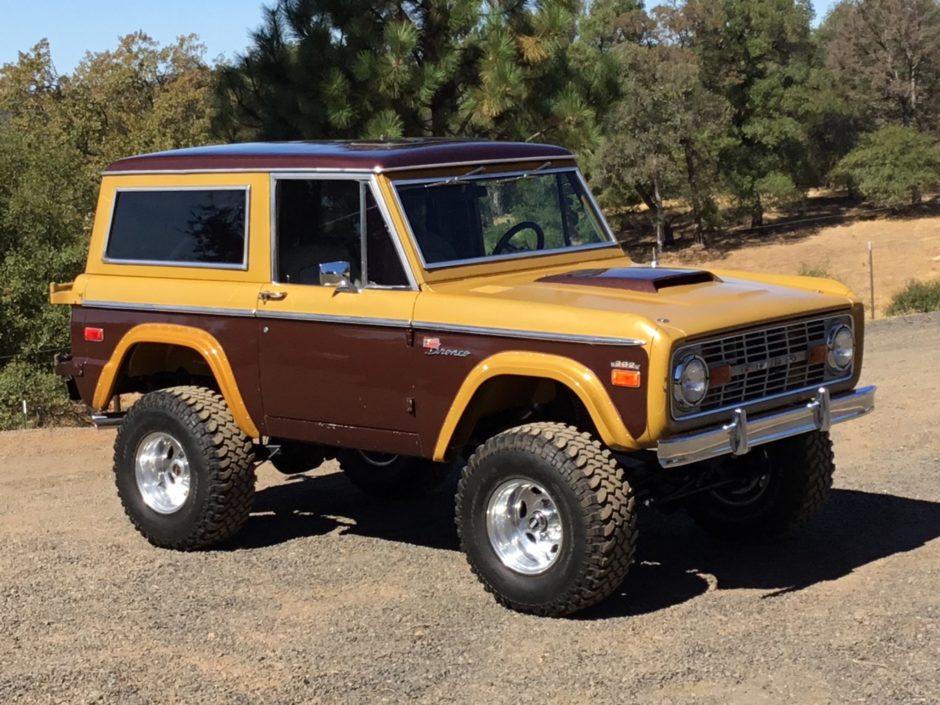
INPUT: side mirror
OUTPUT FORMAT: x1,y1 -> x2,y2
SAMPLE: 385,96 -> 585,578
319,261 -> 359,292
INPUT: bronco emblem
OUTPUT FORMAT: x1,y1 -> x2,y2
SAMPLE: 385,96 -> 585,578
423,337 -> 471,358
730,351 -> 807,376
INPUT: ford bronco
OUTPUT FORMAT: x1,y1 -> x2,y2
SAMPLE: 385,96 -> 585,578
51,140 -> 875,616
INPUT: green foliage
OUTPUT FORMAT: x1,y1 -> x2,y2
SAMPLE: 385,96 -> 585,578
820,0 -> 940,130
886,279 -> 940,315
595,13 -> 728,246
215,0 -> 641,155
798,261 -> 831,278
0,35 -> 215,419
682,0 -> 817,225
0,361 -> 85,430
756,172 -> 803,209
832,126 -> 940,207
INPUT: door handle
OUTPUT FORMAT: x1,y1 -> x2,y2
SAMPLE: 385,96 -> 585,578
260,290 -> 287,302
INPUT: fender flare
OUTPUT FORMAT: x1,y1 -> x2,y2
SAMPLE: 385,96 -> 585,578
92,323 -> 260,439
432,350 -> 639,461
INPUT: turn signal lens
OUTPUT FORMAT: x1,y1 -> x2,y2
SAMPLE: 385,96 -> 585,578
611,369 -> 641,388
84,327 -> 104,342
709,364 -> 732,387
809,344 -> 828,365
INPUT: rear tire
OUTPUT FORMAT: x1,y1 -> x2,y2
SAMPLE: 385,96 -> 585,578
685,430 -> 834,539
113,386 -> 256,550
337,449 -> 453,498
456,422 -> 636,617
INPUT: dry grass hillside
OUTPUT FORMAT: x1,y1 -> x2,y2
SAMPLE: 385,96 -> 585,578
648,211 -> 940,318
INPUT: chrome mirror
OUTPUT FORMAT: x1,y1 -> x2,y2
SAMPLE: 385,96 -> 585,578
319,261 -> 358,292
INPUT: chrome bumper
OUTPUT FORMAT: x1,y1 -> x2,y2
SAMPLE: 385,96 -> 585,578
656,386 -> 876,469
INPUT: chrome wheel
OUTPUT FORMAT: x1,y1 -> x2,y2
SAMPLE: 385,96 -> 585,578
486,478 -> 563,575
135,432 -> 192,514
710,471 -> 773,507
357,450 -> 399,467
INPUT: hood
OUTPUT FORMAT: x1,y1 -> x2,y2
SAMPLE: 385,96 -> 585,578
416,260 -> 857,344
537,267 -> 718,293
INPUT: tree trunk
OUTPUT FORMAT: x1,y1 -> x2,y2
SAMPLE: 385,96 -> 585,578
652,176 -> 674,249
750,194 -> 764,228
635,181 -> 672,253
681,140 -> 708,247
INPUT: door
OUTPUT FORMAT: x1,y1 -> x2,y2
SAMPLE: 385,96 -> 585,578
258,175 -> 420,447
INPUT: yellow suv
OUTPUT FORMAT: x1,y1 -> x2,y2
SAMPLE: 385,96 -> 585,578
50,140 -> 875,616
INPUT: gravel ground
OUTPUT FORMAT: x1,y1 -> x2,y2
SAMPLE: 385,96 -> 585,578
1,313 -> 939,705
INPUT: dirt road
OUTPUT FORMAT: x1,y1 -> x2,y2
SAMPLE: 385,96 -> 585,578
2,314 -> 939,705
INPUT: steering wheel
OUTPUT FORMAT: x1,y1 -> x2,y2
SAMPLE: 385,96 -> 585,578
493,221 -> 545,255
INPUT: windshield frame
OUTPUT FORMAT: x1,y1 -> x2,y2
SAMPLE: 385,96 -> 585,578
389,166 -> 619,271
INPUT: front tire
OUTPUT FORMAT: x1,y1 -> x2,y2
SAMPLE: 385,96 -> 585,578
685,430 -> 835,539
113,386 -> 256,550
456,423 -> 636,617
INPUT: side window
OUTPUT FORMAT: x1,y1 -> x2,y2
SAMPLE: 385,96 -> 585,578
105,189 -> 247,266
365,190 -> 409,287
275,179 -> 409,288
276,180 -> 361,284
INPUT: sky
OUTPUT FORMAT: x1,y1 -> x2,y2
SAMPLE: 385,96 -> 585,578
0,0 -> 269,72
1,0 -> 840,75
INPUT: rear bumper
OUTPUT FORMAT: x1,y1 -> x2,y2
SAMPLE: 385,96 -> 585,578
656,385 -> 876,468
53,353 -> 83,401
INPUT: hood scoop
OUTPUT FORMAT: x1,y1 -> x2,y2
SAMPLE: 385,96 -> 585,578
538,267 -> 719,293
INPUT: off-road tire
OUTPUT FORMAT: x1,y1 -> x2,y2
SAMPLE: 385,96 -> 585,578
456,422 -> 636,617
113,386 -> 256,550
685,430 -> 835,539
338,450 -> 453,498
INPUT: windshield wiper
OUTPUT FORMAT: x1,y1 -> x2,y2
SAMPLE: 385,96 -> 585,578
426,166 -> 486,188
487,161 -> 554,185
424,161 -> 554,189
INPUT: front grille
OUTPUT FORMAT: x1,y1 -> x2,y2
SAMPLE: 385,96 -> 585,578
671,313 -> 853,419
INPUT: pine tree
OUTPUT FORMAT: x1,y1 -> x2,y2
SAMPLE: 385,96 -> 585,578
215,0 -> 638,153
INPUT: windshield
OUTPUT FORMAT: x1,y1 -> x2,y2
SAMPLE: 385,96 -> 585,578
393,169 -> 613,267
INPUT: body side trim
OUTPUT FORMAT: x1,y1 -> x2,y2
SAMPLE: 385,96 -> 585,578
415,321 -> 645,347
82,300 -> 644,345
432,350 -> 639,461
256,310 -> 412,328
92,323 -> 261,438
83,300 -> 257,317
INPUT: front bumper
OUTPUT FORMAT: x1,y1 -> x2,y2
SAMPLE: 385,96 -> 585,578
656,385 -> 875,468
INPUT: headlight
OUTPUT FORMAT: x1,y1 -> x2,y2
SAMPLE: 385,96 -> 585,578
673,354 -> 709,408
827,324 -> 854,371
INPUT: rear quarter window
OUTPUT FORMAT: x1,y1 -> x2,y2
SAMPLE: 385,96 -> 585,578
104,188 -> 248,267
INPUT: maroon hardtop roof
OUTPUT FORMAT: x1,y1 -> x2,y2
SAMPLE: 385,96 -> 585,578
105,140 -> 576,173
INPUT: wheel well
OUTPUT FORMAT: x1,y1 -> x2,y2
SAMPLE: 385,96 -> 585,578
113,343 -> 219,396
448,375 -> 596,456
